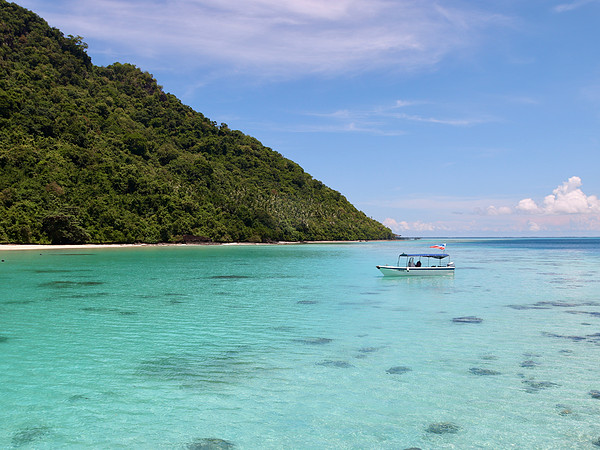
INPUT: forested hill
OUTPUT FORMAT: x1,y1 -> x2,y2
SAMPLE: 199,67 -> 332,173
0,1 -> 392,244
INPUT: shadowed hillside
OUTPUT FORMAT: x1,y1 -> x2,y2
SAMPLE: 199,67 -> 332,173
0,1 -> 392,244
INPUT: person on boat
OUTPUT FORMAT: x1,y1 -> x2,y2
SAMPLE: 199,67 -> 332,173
415,261 -> 422,267
408,257 -> 415,267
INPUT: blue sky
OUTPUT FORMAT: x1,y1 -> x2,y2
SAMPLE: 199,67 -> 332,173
15,0 -> 600,236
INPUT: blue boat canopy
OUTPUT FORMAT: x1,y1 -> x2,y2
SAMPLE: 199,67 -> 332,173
399,253 -> 449,259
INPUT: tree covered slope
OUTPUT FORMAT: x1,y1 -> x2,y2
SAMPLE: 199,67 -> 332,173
0,1 -> 392,244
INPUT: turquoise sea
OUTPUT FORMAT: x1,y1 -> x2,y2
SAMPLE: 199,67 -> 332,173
2,238 -> 600,449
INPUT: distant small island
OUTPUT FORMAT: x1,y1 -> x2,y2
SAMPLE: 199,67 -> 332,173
0,1 -> 392,245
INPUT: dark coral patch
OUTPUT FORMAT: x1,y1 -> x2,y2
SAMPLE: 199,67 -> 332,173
452,316 -> 483,323
425,422 -> 460,434
209,275 -> 250,280
555,404 -> 573,416
589,390 -> 600,399
506,304 -> 551,310
186,438 -> 235,449
508,300 -> 600,310
542,331 -> 600,344
520,360 -> 539,368
522,380 -> 559,393
565,310 -> 600,318
39,280 -> 104,288
11,426 -> 51,447
358,347 -> 379,353
316,360 -> 353,368
386,366 -> 412,375
293,337 -> 333,345
469,367 -> 501,376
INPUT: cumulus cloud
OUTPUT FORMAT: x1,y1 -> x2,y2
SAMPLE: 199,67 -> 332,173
515,176 -> 600,215
20,0 -> 507,77
486,177 -> 599,218
514,198 -> 540,214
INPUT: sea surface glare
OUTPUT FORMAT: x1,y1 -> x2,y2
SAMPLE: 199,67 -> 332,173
1,238 -> 600,448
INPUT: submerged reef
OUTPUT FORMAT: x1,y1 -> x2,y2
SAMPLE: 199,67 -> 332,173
386,366 -> 412,375
469,367 -> 501,376
355,347 -> 380,359
452,316 -> 483,323
507,300 -> 600,310
80,307 -> 138,316
520,360 -> 540,368
565,310 -> 600,318
293,337 -> 333,345
555,404 -> 573,416
522,379 -> 559,393
425,422 -> 461,434
187,438 -> 235,449
358,347 -> 380,354
209,275 -> 250,280
542,331 -> 600,344
39,280 -> 104,288
11,426 -> 51,447
589,390 -> 600,399
316,360 -> 353,368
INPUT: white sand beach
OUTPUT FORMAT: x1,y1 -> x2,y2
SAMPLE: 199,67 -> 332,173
0,243 -> 170,251
0,240 -> 375,251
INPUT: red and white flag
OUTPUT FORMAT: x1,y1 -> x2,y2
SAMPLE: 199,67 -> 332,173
430,243 -> 446,250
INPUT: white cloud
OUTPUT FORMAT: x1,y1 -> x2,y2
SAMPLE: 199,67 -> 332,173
515,176 -> 600,215
486,205 -> 512,215
527,220 -> 541,232
554,0 -> 599,13
394,99 -> 415,108
515,198 -> 540,214
490,177 -> 600,217
21,0 -> 507,77
391,112 -> 493,126
301,98 -> 491,135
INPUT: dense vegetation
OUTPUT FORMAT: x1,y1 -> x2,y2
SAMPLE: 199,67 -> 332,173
0,1 -> 392,244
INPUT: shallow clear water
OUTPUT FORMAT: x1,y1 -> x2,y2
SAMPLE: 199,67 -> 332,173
1,238 -> 600,448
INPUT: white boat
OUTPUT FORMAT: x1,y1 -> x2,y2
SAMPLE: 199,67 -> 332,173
376,253 -> 455,276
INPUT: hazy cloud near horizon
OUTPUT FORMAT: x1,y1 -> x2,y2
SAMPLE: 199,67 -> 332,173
384,177 -> 600,234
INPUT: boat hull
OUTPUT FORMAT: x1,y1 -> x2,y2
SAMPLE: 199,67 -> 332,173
376,265 -> 455,276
